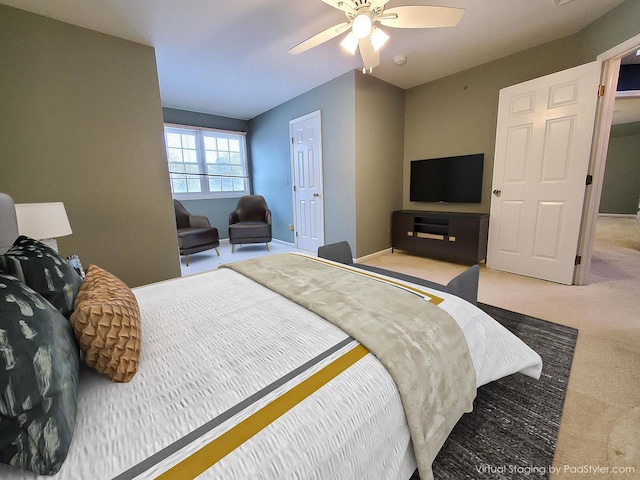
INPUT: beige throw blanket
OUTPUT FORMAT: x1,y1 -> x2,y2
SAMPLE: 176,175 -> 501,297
222,254 -> 476,480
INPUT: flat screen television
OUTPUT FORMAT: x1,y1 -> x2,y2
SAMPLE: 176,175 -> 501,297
410,153 -> 484,203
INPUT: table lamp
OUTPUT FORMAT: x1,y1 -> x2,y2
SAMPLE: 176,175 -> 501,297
15,202 -> 72,252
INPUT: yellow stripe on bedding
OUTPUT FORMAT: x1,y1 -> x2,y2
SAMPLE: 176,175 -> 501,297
155,344 -> 369,480
302,254 -> 445,305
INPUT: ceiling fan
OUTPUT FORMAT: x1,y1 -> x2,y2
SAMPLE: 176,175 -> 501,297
289,0 -> 465,74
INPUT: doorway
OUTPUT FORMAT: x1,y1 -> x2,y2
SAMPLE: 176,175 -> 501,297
574,33 -> 640,285
290,110 -> 325,253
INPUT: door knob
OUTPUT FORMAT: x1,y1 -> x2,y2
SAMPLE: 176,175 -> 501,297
313,193 -> 320,197
493,189 -> 502,197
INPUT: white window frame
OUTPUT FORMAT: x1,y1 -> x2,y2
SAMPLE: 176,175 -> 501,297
164,123 -> 250,200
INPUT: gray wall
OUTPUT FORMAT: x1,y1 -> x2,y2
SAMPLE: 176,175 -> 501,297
162,108 -> 250,237
355,74 -> 405,256
403,0 -> 640,214
0,5 -> 180,287
249,71 -> 357,249
600,122 -> 640,214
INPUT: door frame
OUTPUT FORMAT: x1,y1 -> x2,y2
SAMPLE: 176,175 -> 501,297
574,33 -> 640,285
289,110 -> 325,251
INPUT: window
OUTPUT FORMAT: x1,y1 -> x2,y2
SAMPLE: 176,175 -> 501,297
164,124 -> 250,198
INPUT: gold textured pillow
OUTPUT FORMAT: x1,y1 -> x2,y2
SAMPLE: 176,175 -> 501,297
70,265 -> 141,382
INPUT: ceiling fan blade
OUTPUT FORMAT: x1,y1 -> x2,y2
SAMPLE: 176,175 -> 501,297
379,6 -> 464,29
289,22 -> 351,55
358,37 -> 380,70
320,0 -> 355,13
369,0 -> 391,12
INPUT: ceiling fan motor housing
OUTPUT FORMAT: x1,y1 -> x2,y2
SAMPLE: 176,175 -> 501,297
344,0 -> 386,21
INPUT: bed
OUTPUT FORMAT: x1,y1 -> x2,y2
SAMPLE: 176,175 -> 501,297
0,193 -> 542,480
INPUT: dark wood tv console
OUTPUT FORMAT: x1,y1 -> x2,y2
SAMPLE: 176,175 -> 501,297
391,210 -> 489,264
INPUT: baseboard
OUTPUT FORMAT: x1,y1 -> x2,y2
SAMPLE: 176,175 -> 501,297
597,213 -> 636,218
272,238 -> 296,247
355,247 -> 393,263
218,237 -> 296,248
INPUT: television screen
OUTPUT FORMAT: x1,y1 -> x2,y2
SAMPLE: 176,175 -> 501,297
410,154 -> 484,203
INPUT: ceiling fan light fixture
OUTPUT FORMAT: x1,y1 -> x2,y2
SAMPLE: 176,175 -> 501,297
290,2 -> 465,75
340,32 -> 359,55
370,26 -> 389,52
352,12 -> 373,39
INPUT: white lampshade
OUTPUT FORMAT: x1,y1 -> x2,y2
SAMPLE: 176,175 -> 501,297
370,27 -> 389,52
340,32 -> 359,55
15,202 -> 72,240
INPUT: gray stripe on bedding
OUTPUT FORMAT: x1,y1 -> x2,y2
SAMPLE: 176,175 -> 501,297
112,336 -> 357,480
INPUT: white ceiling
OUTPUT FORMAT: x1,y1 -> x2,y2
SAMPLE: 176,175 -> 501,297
0,0 -> 631,120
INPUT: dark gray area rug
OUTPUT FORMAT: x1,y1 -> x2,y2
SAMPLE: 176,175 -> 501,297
411,303 -> 579,480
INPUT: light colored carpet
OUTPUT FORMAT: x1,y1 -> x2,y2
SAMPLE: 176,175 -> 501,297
361,216 -> 640,479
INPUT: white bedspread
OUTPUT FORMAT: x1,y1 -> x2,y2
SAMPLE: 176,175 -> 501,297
0,264 -> 542,480
0,269 -> 417,479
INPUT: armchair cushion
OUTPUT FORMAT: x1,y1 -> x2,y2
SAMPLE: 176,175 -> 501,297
177,227 -> 219,251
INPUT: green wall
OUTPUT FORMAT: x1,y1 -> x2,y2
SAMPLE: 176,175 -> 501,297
403,36 -> 583,214
0,5 -> 180,287
576,0 -> 640,60
600,122 -> 640,214
403,0 -> 640,214
3,0 -> 638,273
162,108 -> 250,238
355,74 -> 405,256
249,71 -> 357,249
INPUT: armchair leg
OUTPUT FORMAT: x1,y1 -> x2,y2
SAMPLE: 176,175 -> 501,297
215,247 -> 220,256
185,255 -> 189,266
266,243 -> 270,251
231,244 -> 235,253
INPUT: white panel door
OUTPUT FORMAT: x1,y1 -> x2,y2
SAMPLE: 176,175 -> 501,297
290,111 -> 324,252
487,61 -> 601,284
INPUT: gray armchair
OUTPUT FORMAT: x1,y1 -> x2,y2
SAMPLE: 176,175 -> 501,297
229,195 -> 272,253
174,200 -> 220,266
